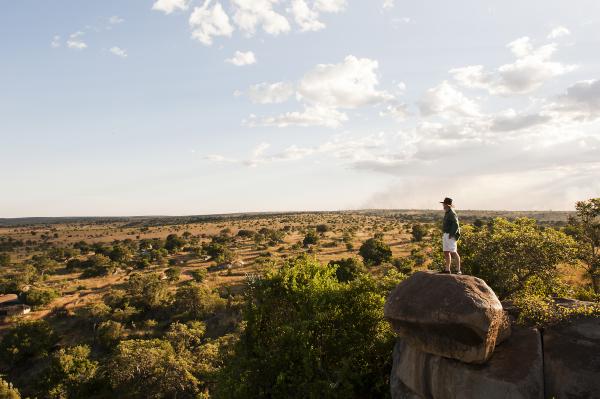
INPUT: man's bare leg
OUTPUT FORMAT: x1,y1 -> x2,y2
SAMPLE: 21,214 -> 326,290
451,252 -> 461,273
443,251 -> 451,272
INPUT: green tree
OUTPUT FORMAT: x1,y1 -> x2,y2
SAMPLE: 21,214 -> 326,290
302,230 -> 319,247
568,198 -> 600,293
165,267 -> 182,283
411,223 -> 428,242
107,339 -> 199,398
0,320 -> 58,364
456,218 -> 577,298
174,284 -> 225,319
126,273 -> 170,310
216,255 -> 403,399
20,286 -> 59,307
359,237 -> 392,265
327,257 -> 367,282
44,345 -> 98,399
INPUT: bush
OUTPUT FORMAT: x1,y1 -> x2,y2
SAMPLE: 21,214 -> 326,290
97,321 -> 125,348
328,257 -> 367,282
411,223 -> 428,242
302,230 -> 319,247
20,287 -> 59,307
165,267 -> 182,282
44,345 -> 98,399
0,320 -> 58,364
0,377 -> 20,399
216,255 -> 403,399
359,237 -> 392,266
190,269 -> 208,283
174,284 -> 225,319
454,218 -> 578,298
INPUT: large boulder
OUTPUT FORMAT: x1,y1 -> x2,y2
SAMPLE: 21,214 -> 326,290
390,327 -> 543,399
543,316 -> 600,399
384,271 -> 509,364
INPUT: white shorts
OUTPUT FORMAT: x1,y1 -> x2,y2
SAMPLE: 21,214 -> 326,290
442,233 -> 457,252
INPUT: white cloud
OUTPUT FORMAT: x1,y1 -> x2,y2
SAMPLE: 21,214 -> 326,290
490,109 -> 551,132
247,81 -> 295,104
152,0 -> 189,14
109,15 -> 124,24
243,55 -> 392,128
314,0 -> 346,13
189,1 -> 234,45
226,50 -> 257,66
549,79 -> 600,121
418,81 -> 480,118
290,0 -> 325,32
297,55 -> 393,108
66,31 -> 87,50
450,37 -> 577,95
231,0 -> 290,36
547,25 -> 570,39
51,35 -> 61,48
379,103 -> 410,121
382,0 -> 394,9
109,46 -> 128,58
247,105 -> 348,128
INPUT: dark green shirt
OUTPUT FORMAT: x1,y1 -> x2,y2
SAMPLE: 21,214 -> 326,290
443,209 -> 460,239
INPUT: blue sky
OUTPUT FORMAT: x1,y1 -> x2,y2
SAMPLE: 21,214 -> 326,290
1,0 -> 599,217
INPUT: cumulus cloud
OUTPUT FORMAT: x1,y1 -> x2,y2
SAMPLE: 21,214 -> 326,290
297,55 -> 393,108
382,0 -> 394,9
547,26 -> 570,39
189,1 -> 234,45
66,31 -> 87,50
290,0 -> 325,31
244,55 -> 392,128
247,81 -> 295,104
490,109 -> 551,132
152,0 -> 189,14
226,50 -> 256,66
450,37 -> 577,95
418,81 -> 480,118
231,0 -> 290,36
109,46 -> 127,58
379,103 -> 410,121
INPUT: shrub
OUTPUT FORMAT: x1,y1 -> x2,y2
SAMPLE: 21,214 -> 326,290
0,320 -> 58,364
216,255 -> 403,399
190,268 -> 208,283
302,230 -> 319,247
44,345 -> 98,398
359,237 -> 392,266
20,287 -> 59,307
328,257 -> 367,282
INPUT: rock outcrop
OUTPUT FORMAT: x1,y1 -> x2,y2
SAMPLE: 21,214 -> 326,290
390,327 -> 543,399
384,271 -> 510,364
385,272 -> 600,399
543,317 -> 600,399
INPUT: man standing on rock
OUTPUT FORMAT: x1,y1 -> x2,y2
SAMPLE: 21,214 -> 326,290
440,197 -> 461,274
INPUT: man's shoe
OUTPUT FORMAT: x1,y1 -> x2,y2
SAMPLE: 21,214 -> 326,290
456,271 -> 463,275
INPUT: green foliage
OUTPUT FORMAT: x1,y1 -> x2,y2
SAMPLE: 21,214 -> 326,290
165,321 -> 206,353
202,242 -> 234,264
302,230 -> 319,247
44,345 -> 98,399
327,257 -> 366,282
0,320 -> 58,364
174,284 -> 225,319
359,237 -> 392,266
0,253 -> 11,267
316,224 -> 330,233
190,268 -> 208,283
165,267 -> 182,282
569,197 -> 600,292
216,255 -> 401,399
97,321 -> 125,348
107,339 -> 199,398
80,254 -> 118,278
20,286 -> 59,307
392,257 -> 414,274
126,273 -> 170,310
513,277 -> 600,327
165,234 -> 186,253
453,218 -> 577,298
0,377 -> 20,399
410,223 -> 427,242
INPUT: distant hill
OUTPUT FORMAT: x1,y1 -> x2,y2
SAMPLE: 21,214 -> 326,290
0,209 -> 574,227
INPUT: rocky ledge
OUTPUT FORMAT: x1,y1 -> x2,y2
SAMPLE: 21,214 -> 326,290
384,271 -> 600,399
